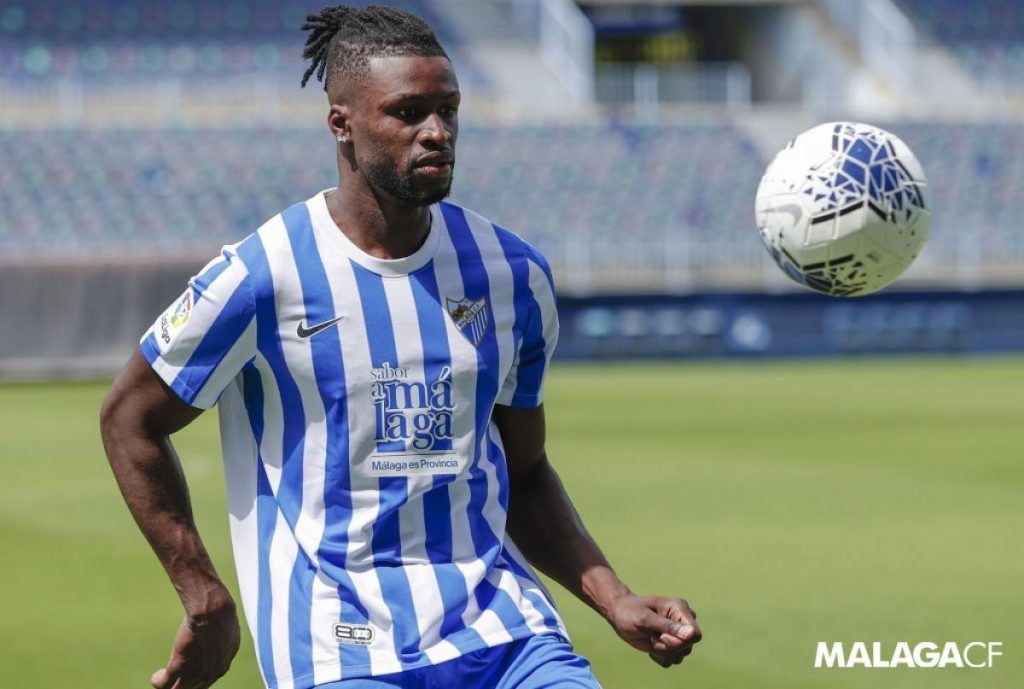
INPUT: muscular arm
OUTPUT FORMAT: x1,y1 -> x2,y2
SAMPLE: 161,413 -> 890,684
495,404 -> 625,615
100,350 -> 240,689
494,403 -> 701,668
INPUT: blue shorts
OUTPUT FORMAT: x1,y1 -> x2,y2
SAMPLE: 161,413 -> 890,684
319,634 -> 601,689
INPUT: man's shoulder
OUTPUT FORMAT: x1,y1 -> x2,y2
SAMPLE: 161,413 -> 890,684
229,195 -> 315,268
439,200 -> 550,272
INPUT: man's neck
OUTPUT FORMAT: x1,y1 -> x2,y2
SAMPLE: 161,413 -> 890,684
325,185 -> 432,260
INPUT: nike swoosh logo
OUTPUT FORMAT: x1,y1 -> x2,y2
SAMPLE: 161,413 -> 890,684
771,203 -> 804,224
297,315 -> 345,339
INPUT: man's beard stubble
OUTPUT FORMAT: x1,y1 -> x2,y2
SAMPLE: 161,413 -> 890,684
363,151 -> 453,207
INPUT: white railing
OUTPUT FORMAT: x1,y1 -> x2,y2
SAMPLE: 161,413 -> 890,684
818,0 -> 916,90
537,235 -> 1024,295
500,0 -> 595,101
595,62 -> 752,118
0,75 -> 322,127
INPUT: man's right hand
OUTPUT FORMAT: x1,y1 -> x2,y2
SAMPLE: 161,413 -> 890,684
101,351 -> 240,688
151,600 -> 241,689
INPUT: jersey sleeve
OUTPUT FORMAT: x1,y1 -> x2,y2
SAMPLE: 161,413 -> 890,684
139,246 -> 256,409
497,252 -> 559,408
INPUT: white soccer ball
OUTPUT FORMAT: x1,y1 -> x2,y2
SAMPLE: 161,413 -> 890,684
755,122 -> 931,296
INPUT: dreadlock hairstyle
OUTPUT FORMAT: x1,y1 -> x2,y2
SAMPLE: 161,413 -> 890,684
300,5 -> 449,91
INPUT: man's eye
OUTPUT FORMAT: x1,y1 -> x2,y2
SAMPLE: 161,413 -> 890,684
398,107 -> 419,119
441,106 -> 459,117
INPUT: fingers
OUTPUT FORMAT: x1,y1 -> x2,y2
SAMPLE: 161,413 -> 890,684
151,647 -> 222,689
640,616 -> 694,666
638,609 -> 698,644
151,660 -> 197,689
649,630 -> 697,667
152,666 -> 219,689
649,644 -> 695,668
152,668 -> 211,689
151,665 -> 190,689
653,632 -> 685,650
648,597 -> 702,643
611,593 -> 703,668
636,596 -> 703,668
150,611 -> 239,689
151,668 -> 169,688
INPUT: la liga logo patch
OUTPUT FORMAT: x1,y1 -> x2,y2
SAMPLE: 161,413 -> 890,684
446,296 -> 489,346
158,288 -> 193,348
169,289 -> 193,329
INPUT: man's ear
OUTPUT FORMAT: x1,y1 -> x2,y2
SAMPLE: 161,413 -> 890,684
327,103 -> 352,142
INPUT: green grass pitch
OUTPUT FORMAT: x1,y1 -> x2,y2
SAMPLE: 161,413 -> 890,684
0,358 -> 1020,688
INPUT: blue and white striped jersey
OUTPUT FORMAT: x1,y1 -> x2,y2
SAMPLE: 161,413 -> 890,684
140,189 -> 566,689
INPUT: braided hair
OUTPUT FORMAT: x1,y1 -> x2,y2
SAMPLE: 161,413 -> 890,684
300,5 -> 449,91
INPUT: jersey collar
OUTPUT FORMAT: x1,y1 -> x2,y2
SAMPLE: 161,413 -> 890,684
309,188 -> 442,277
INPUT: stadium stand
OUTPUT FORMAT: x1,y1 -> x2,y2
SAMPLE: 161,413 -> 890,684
2,121 -> 1023,287
0,1 -> 490,89
897,122 -> 1024,255
1,0 -> 1022,290
0,124 -> 762,253
2,0 -> 1023,376
455,123 -> 765,269
895,0 -> 1024,91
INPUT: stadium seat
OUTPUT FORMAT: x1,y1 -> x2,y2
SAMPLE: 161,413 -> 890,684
895,0 -> 1024,92
0,0 -> 490,91
5,121 -> 1023,278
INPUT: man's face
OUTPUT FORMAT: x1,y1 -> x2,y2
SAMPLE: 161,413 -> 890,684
347,56 -> 460,206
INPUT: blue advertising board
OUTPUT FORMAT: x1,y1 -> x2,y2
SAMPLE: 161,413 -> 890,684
554,290 -> 1024,359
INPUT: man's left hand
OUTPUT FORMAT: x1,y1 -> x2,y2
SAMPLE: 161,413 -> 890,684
605,594 -> 702,668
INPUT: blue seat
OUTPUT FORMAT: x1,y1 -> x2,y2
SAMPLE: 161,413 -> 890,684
2,122 -> 1022,281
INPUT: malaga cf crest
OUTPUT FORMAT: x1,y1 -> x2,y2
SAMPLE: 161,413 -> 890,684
446,296 -> 489,346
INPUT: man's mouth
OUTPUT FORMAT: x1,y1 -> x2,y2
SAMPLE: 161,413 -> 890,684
414,153 -> 454,172
414,162 -> 453,178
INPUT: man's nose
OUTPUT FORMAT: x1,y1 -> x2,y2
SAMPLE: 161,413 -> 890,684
420,113 -> 451,145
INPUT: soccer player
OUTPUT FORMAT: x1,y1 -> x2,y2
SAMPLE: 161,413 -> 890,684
99,6 -> 701,688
